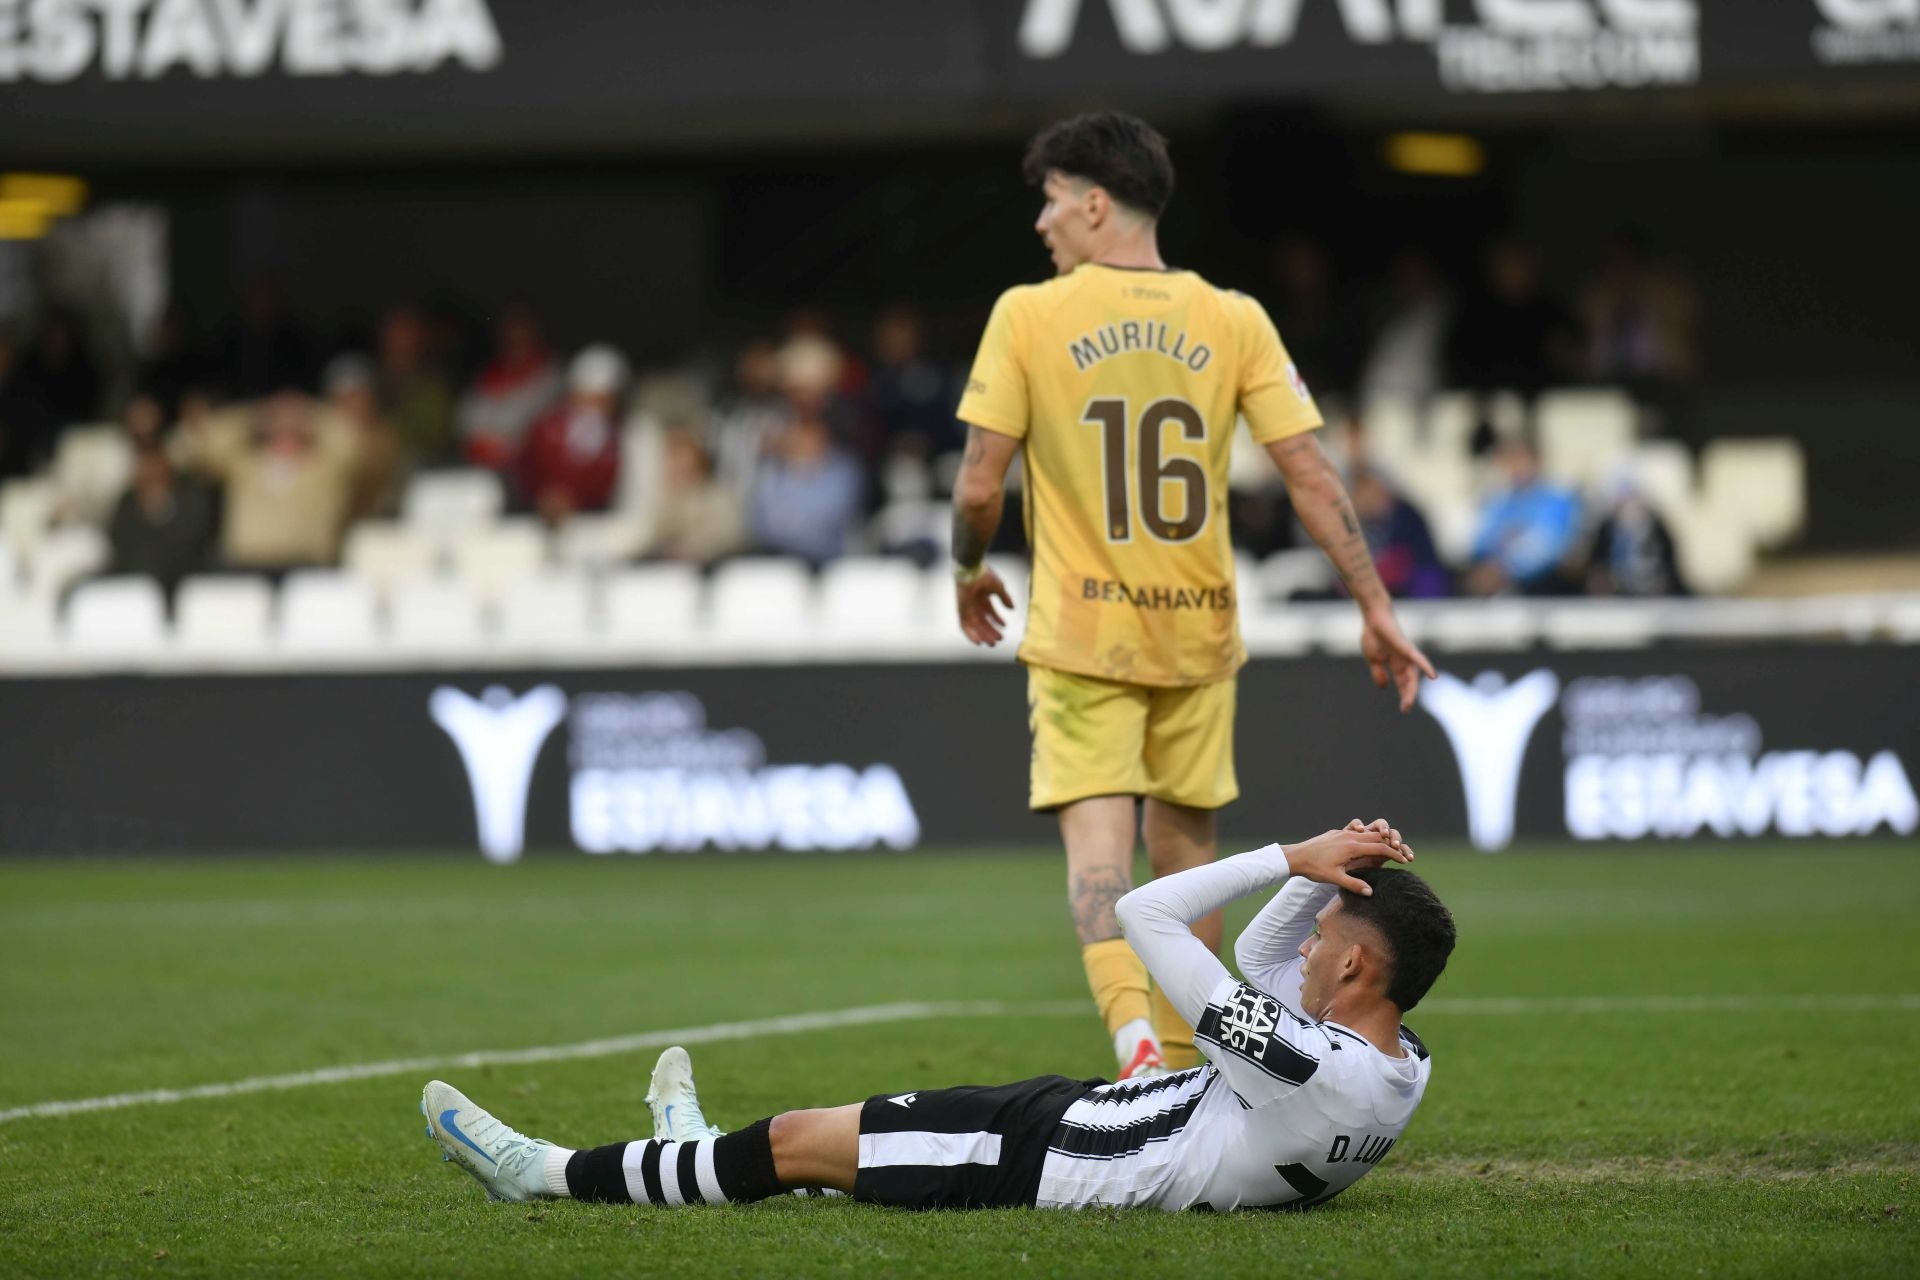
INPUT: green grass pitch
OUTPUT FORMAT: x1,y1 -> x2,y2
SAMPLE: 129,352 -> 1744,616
2,844 -> 1916,1278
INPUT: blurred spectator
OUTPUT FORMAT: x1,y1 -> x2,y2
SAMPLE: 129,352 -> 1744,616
120,392 -> 167,450
106,441 -> 219,600
216,282 -> 314,399
711,339 -> 791,498
1447,239 -> 1582,401
19,308 -> 103,426
457,304 -> 563,470
1582,474 -> 1688,598
518,345 -> 626,527
1464,439 -> 1580,597
137,302 -> 211,421
184,390 -> 357,573
750,399 -> 863,565
647,428 -> 746,567
1583,228 -> 1701,399
1265,235 -> 1358,400
0,327 -> 58,479
377,305 -> 456,464
323,354 -> 406,523
1349,466 -> 1450,599
1358,250 -> 1451,407
865,305 -> 962,464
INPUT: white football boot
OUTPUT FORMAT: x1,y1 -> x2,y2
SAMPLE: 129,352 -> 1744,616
422,1079 -> 562,1202
646,1046 -> 724,1141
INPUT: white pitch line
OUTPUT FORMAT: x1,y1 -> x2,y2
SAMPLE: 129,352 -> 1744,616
4,993 -> 1916,1126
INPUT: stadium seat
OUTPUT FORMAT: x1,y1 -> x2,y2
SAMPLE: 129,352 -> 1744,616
52,425 -> 134,524
1259,548 -> 1333,602
278,570 -> 381,656
451,518 -> 550,608
1356,395 -> 1419,474
1700,438 -> 1806,549
497,571 -> 597,652
1886,598 -> 1920,644
554,512 -> 649,571
708,557 -> 815,649
1667,503 -> 1757,595
869,499 -> 947,558
174,576 -> 275,657
65,576 -> 168,658
25,523 -> 109,603
1627,440 -> 1696,519
818,556 -> 929,644
343,522 -> 440,598
401,469 -> 505,538
389,579 -> 489,657
1537,390 -> 1637,490
602,564 -> 703,652
0,589 -> 57,654
1238,591 -> 1313,656
1,477 -> 55,560
0,539 -> 14,594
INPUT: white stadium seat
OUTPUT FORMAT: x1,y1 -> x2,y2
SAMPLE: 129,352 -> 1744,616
1627,440 -> 1695,520
1886,599 -> 1920,644
402,469 -> 505,539
1238,592 -> 1313,656
818,557 -> 929,641
1701,438 -> 1806,549
1,477 -> 55,560
498,572 -> 597,651
452,518 -> 549,608
343,522 -> 439,598
278,570 -> 381,656
0,539 -> 14,594
1667,504 -> 1757,595
0,590 -> 58,653
708,557 -> 815,647
603,564 -> 703,652
174,576 -> 275,657
1541,602 -> 1661,650
554,512 -> 649,571
389,579 -> 488,656
1425,601 -> 1538,652
1537,390 -> 1638,490
26,523 -> 109,604
1259,548 -> 1334,602
65,576 -> 168,657
52,425 -> 135,524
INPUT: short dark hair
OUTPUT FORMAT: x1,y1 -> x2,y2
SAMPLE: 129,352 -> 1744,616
1022,112 -> 1175,220
1340,868 -> 1456,1012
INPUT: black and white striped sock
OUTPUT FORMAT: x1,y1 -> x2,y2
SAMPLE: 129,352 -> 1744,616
562,1118 -> 786,1205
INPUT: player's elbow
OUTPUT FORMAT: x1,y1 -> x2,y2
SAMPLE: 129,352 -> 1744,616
952,474 -> 1001,518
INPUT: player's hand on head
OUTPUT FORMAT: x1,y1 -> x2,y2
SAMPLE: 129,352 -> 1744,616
1360,611 -> 1438,714
1289,820 -> 1413,894
956,568 -> 1013,647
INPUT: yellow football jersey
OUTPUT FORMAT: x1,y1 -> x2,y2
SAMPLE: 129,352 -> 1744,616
957,263 -> 1322,687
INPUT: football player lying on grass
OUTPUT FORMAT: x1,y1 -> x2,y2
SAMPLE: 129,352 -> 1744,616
422,819 -> 1455,1212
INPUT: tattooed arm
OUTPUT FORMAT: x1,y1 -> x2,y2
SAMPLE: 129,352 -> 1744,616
951,425 -> 1021,646
1265,432 -> 1437,711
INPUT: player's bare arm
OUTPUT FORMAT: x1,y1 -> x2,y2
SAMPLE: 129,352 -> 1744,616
1265,432 -> 1437,712
950,424 -> 1020,646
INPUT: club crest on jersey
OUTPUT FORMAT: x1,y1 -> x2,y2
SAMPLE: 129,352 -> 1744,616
1287,361 -> 1311,403
1218,985 -> 1281,1056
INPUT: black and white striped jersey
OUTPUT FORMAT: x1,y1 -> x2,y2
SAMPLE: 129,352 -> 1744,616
1042,847 -> 1430,1211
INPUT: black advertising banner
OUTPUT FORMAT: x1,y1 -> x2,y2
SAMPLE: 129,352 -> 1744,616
3,2 -> 1919,158
1,644 -> 1915,857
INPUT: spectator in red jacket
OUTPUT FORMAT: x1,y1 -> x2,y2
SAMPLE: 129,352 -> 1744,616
518,345 -> 626,527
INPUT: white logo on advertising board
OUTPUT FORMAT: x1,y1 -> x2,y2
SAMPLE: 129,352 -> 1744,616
1423,668 -> 1919,849
430,684 -> 569,866
1016,0 -> 1699,93
1560,676 -> 1919,840
1420,669 -> 1560,852
0,0 -> 503,84
1810,0 -> 1920,65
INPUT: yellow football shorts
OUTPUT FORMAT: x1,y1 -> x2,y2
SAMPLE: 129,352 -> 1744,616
1026,665 -> 1238,812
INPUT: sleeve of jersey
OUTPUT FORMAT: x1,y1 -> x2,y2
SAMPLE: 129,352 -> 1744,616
1234,878 -> 1338,997
1237,296 -> 1323,446
955,290 -> 1030,441
1114,844 -> 1296,1028
1192,973 -> 1327,1107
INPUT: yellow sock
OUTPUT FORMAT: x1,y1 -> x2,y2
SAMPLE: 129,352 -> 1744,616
1081,938 -> 1152,1039
1151,984 -> 1200,1069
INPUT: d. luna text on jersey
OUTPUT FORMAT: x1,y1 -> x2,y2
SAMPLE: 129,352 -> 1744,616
1067,322 -> 1212,374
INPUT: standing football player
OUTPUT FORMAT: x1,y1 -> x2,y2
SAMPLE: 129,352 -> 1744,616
949,113 -> 1435,1078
